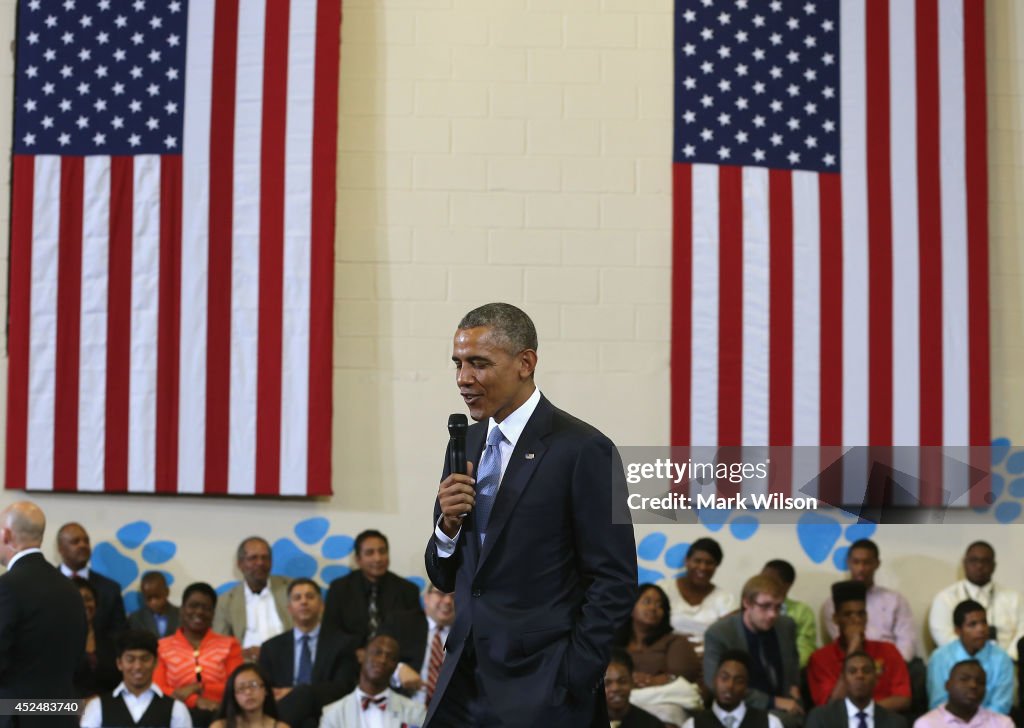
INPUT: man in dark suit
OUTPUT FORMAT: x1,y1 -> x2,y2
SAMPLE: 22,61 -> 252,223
323,529 -> 421,649
379,584 -> 456,704
805,652 -> 907,728
703,574 -> 804,727
260,577 -> 359,728
605,648 -> 667,728
424,302 -> 638,727
684,650 -> 783,728
56,521 -> 127,640
127,571 -> 180,638
0,502 -> 88,728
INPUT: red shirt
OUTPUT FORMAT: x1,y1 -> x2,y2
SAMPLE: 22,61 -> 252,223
807,639 -> 910,706
153,629 -> 243,708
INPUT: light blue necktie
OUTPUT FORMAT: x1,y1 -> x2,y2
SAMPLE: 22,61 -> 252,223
296,634 -> 313,685
475,426 -> 505,544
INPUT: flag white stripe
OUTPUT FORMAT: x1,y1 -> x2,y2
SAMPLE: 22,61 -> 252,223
76,156 -> 110,493
742,167 -> 769,446
939,0 -> 969,445
178,0 -> 215,494
228,0 -> 267,495
840,0 -> 869,446
791,171 -> 820,446
690,164 -> 719,446
127,155 -> 161,494
26,156 -> 61,492
279,0 -> 317,495
889,0 -> 920,447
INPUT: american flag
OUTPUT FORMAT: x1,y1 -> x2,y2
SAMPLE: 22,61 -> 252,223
6,0 -> 340,496
670,0 -> 989,505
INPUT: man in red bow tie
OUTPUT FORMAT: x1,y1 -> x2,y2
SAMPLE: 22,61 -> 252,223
320,634 -> 426,728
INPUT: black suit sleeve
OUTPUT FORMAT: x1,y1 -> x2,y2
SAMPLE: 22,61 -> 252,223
0,580 -> 16,682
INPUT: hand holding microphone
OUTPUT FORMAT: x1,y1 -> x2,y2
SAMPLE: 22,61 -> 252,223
438,414 -> 477,537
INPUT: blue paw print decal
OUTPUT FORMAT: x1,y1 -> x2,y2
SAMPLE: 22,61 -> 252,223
694,506 -> 761,541
93,521 -> 177,613
795,512 -> 876,570
636,532 -> 690,583
216,518 -> 426,595
973,438 -> 1024,524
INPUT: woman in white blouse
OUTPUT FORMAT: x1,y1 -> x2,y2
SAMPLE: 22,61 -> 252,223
656,537 -> 737,641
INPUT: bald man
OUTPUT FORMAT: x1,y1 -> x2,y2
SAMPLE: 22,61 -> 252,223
0,502 -> 87,727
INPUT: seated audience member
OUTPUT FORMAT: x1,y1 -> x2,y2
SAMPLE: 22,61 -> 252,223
683,650 -> 782,728
319,635 -> 426,728
72,576 -> 120,698
80,629 -> 193,728
323,530 -> 421,648
805,652 -> 907,728
128,571 -> 180,638
258,578 -> 357,728
657,538 -> 738,641
379,584 -> 455,705
807,580 -> 910,711
927,600 -> 1012,714
914,659 -> 1013,728
57,521 -> 127,639
154,582 -> 245,726
761,559 -> 816,668
605,648 -> 665,728
821,539 -> 917,661
929,542 -> 1024,660
703,575 -> 803,728
612,583 -> 703,725
213,537 -> 292,661
210,663 -> 287,728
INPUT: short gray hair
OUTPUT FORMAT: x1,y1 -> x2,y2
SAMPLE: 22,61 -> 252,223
236,536 -> 271,562
458,302 -> 538,354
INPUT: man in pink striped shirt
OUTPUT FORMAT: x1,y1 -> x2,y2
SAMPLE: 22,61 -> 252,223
913,660 -> 1012,728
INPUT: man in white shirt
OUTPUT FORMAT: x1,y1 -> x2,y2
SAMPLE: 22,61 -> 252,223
213,536 -> 292,660
683,650 -> 783,728
383,584 -> 455,705
80,629 -> 192,727
319,634 -> 426,728
805,652 -> 907,728
929,542 -> 1024,660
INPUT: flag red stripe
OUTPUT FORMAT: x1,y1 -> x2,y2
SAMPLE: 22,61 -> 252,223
963,0 -> 990,505
671,164 -> 693,447
205,0 -> 241,494
156,156 -> 183,494
5,156 -> 35,491
717,166 -> 743,446
819,174 -> 843,446
105,157 -> 134,493
307,0 -> 342,495
53,157 -> 84,492
255,0 -> 291,496
818,174 -> 844,506
769,170 -> 793,495
865,0 -> 893,446
769,170 -> 793,447
915,0 -> 943,451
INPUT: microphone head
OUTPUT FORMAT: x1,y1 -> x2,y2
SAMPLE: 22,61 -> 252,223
448,413 -> 468,438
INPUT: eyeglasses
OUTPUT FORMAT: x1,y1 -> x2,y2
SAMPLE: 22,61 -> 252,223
751,600 -> 783,612
236,680 -> 265,693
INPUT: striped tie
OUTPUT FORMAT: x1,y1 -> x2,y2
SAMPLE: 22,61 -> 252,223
425,629 -> 444,704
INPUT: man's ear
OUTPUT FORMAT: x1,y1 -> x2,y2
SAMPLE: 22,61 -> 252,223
518,348 -> 538,379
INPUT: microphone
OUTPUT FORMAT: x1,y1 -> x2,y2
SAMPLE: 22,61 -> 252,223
447,414 -> 468,476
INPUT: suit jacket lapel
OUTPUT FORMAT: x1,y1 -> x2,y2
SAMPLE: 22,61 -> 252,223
474,398 -> 552,576
462,423 -> 486,569
232,586 -> 247,637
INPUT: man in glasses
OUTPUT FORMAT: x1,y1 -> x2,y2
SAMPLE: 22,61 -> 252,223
704,574 -> 804,727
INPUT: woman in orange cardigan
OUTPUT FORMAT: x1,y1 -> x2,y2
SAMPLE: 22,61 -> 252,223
154,582 -> 243,724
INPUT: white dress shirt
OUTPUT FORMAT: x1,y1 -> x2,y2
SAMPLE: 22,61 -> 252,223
845,698 -> 876,728
80,682 -> 193,727
681,701 -> 783,728
59,562 -> 90,579
434,387 -> 542,555
242,582 -> 283,648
